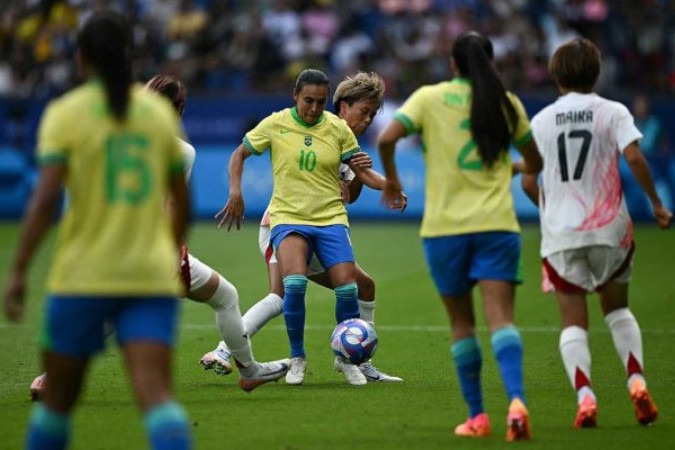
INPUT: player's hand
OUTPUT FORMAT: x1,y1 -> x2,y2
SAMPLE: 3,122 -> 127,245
4,272 -> 26,322
381,178 -> 406,211
349,152 -> 373,171
340,180 -> 350,204
215,194 -> 245,231
654,204 -> 672,229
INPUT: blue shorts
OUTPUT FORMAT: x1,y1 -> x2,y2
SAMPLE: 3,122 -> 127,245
41,295 -> 180,358
271,224 -> 354,270
423,231 -> 522,296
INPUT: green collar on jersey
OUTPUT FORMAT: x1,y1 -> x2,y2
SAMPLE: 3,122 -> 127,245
291,107 -> 325,128
451,77 -> 471,85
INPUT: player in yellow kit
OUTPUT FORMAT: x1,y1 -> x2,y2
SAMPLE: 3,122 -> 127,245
3,11 -> 192,450
217,69 -> 395,386
378,31 -> 542,441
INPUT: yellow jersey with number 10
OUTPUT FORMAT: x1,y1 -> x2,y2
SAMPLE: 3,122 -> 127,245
395,77 -> 532,237
244,107 -> 360,229
38,80 -> 185,296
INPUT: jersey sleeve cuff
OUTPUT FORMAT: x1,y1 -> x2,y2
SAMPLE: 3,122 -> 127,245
340,147 -> 361,163
242,136 -> 264,155
38,152 -> 67,166
394,112 -> 416,136
513,130 -> 533,147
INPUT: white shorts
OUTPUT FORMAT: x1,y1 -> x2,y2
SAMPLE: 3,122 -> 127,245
543,245 -> 633,293
187,253 -> 213,290
258,225 -> 325,276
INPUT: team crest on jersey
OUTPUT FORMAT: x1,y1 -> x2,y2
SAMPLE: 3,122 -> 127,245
304,136 -> 312,146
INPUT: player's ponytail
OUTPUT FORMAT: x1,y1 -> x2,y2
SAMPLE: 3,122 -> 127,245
77,11 -> 132,122
452,31 -> 517,168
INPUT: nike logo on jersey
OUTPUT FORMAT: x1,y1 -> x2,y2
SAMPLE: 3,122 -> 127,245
280,129 -> 291,134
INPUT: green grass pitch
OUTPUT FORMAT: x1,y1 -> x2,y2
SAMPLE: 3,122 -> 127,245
1,221 -> 674,449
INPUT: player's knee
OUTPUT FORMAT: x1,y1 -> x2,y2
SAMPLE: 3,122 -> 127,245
357,275 -> 375,301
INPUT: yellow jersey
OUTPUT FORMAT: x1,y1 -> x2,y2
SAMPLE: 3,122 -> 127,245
244,107 -> 360,229
395,78 -> 532,237
38,80 -> 185,296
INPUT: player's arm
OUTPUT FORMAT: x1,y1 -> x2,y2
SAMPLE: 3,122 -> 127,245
377,120 -> 407,209
521,173 -> 539,207
216,143 -> 252,231
623,141 -> 672,229
4,164 -> 65,322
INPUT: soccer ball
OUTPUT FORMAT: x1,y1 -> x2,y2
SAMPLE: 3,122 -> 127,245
330,318 -> 378,365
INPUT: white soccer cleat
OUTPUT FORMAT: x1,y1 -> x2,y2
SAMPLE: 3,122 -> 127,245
285,357 -> 307,385
30,373 -> 47,402
334,356 -> 367,386
238,359 -> 291,393
358,361 -> 403,382
199,344 -> 233,376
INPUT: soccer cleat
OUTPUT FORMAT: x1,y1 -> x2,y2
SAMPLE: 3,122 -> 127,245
358,361 -> 403,382
199,345 -> 233,376
506,398 -> 531,441
238,359 -> 291,393
454,413 -> 491,437
574,394 -> 597,428
30,373 -> 47,402
630,379 -> 658,426
285,357 -> 307,385
334,357 -> 367,386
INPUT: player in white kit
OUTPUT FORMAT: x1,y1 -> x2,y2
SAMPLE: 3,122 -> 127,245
521,38 -> 671,428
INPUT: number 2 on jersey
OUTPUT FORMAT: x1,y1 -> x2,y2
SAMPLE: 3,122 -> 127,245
557,129 -> 592,182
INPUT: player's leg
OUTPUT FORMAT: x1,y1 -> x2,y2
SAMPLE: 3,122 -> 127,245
545,250 -> 597,428
200,226 -> 285,373
274,227 -> 311,385
189,256 -> 290,388
117,296 -> 192,449
26,296 -> 106,449
243,224 -> 285,336
422,235 -> 490,437
596,244 -> 657,425
472,232 -> 529,440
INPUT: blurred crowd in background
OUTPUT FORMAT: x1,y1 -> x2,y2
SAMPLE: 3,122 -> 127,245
0,0 -> 673,100
1,0 -> 674,213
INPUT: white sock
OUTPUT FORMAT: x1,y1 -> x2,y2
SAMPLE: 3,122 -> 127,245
560,326 -> 595,403
604,308 -> 645,389
206,276 -> 254,367
242,293 -> 283,337
358,299 -> 375,325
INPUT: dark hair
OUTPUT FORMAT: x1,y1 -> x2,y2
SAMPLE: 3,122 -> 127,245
294,68 -> 330,94
77,10 -> 132,121
332,71 -> 385,113
145,74 -> 187,116
452,31 -> 517,168
549,38 -> 601,93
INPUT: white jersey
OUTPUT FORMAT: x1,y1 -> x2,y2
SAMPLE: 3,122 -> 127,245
260,163 -> 354,226
179,137 -> 196,181
530,92 -> 642,257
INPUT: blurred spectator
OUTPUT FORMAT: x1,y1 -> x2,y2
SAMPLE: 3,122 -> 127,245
0,0 -> 672,100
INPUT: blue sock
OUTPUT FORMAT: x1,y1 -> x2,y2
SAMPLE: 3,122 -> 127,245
283,274 -> 308,358
26,404 -> 70,450
491,325 -> 525,402
145,401 -> 192,450
451,336 -> 484,418
334,282 -> 359,323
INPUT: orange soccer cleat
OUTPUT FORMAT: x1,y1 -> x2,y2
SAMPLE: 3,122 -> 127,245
630,379 -> 658,426
454,413 -> 491,437
574,394 -> 598,428
506,398 -> 531,441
